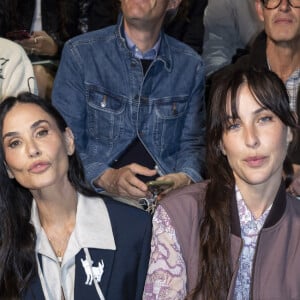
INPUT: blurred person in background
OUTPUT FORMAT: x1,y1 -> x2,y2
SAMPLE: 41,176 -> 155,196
203,0 -> 263,76
1,0 -> 84,101
0,37 -> 37,101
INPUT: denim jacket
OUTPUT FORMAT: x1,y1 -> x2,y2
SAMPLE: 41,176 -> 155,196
52,17 -> 206,188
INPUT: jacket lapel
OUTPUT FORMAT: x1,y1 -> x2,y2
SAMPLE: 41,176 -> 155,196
22,275 -> 45,300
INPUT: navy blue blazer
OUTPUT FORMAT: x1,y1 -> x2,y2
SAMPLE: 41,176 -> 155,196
23,197 -> 152,300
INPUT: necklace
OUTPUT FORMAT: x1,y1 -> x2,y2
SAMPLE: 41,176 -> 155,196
41,212 -> 76,265
47,235 -> 70,265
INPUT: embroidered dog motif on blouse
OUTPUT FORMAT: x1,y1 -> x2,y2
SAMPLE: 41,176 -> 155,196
81,257 -> 104,285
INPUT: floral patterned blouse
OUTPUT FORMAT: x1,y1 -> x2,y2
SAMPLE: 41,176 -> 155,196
143,205 -> 186,299
233,187 -> 272,299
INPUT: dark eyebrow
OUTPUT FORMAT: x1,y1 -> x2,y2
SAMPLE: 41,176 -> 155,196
226,107 -> 267,120
2,120 -> 50,141
253,107 -> 267,115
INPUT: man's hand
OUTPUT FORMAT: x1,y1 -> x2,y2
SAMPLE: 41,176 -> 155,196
155,172 -> 192,200
95,163 -> 157,199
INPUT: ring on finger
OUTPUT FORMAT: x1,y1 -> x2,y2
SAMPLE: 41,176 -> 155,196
34,37 -> 38,44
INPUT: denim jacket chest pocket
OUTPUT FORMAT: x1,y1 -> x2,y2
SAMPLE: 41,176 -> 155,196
153,96 -> 188,150
87,88 -> 126,141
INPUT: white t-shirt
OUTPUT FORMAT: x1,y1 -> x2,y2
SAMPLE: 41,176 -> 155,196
0,38 -> 38,101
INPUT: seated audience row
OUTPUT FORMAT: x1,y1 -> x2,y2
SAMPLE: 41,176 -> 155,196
0,0 -> 300,298
1,0 -> 299,202
0,0 -> 209,103
0,0 -> 265,102
1,67 -> 300,299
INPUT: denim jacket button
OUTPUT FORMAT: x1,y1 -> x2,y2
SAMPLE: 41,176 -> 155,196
100,95 -> 107,108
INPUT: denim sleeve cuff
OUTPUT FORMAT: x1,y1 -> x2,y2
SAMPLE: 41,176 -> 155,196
84,161 -> 108,192
180,167 -> 203,183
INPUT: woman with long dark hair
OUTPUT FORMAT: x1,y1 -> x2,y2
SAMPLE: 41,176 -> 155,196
0,92 -> 151,299
143,68 -> 300,299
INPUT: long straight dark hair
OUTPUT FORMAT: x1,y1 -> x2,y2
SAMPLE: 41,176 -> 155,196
0,93 -> 97,298
189,68 -> 297,299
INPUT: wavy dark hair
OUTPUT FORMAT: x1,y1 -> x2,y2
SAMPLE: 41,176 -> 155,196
189,68 -> 297,299
0,92 -> 97,298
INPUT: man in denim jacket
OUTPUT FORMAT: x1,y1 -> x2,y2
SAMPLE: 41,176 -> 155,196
52,0 -> 206,203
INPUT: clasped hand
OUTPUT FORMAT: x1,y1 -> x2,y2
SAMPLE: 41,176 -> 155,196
18,31 -> 58,57
95,163 -> 191,200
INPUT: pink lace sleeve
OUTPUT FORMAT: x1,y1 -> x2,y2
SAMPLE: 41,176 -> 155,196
143,205 -> 187,300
